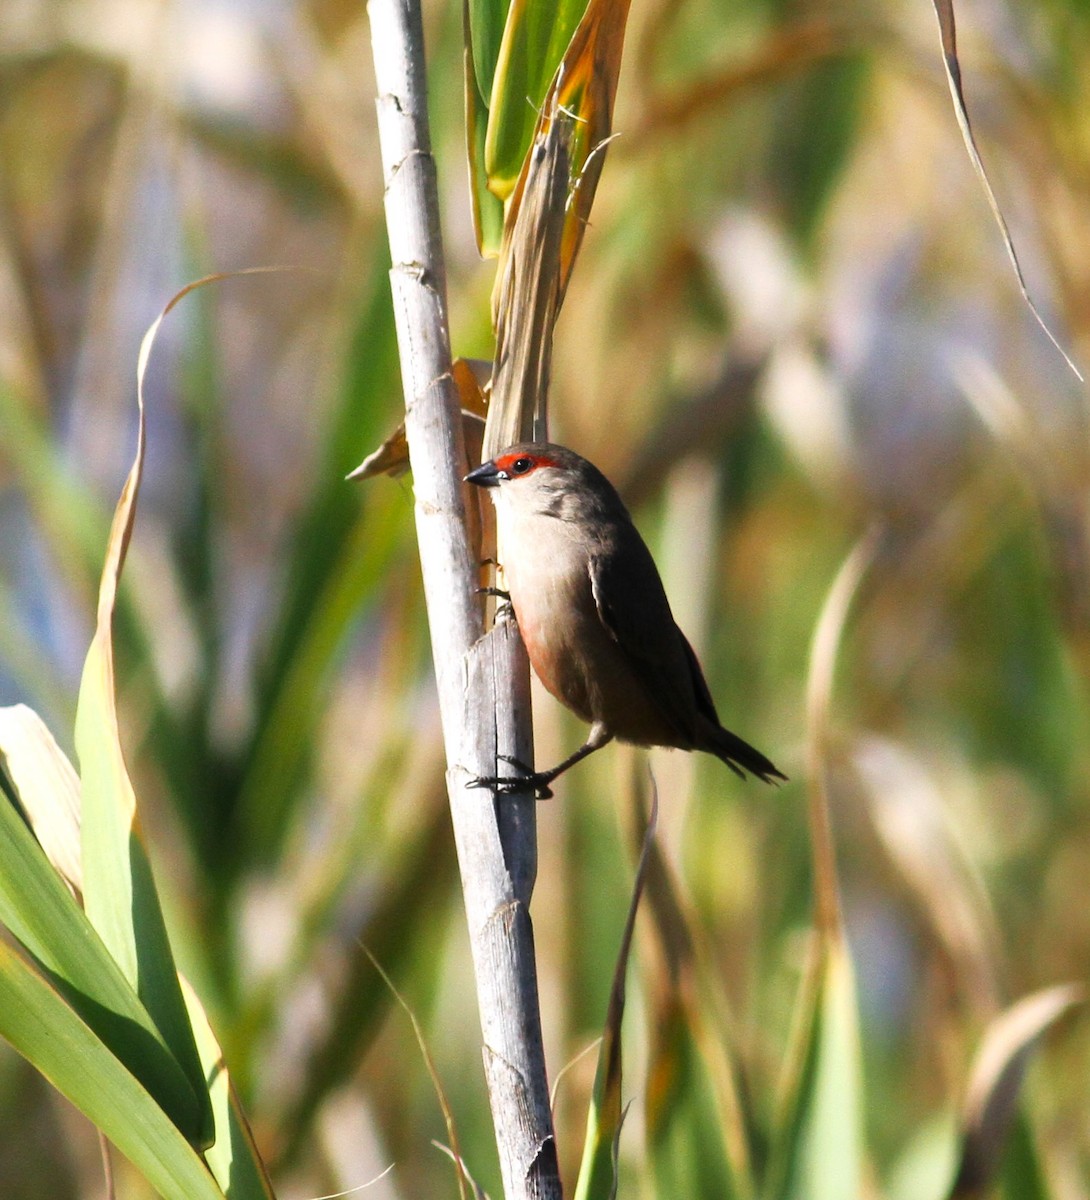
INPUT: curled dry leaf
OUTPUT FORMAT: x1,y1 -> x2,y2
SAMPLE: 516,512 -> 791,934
951,984 -> 1084,1197
347,357 -> 489,480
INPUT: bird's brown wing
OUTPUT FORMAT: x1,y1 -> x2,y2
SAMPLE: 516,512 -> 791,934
588,533 -> 716,747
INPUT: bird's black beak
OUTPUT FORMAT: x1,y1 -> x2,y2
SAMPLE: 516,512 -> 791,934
464,461 -> 504,488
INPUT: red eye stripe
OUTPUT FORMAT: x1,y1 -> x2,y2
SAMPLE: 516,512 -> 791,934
495,452 -> 559,475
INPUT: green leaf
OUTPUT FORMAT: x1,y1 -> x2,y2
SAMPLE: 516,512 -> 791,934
465,33 -> 507,257
483,0 -> 590,197
0,762 -> 204,1139
886,1112 -> 958,1200
0,939 -> 225,1200
183,979 -> 276,1199
467,0 -> 513,104
765,937 -> 865,1200
76,279 -> 267,1147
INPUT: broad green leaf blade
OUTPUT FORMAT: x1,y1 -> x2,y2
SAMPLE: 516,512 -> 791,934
77,277 -> 266,1147
0,703 -> 83,896
573,794 -> 657,1200
0,939 -> 225,1200
483,0 -> 590,198
467,0 -> 512,103
765,937 -> 865,1200
465,7 -> 507,257
0,762 -> 204,1137
493,0 -> 633,304
949,985 -> 1083,1199
929,0 -> 1082,382
183,980 -> 276,1200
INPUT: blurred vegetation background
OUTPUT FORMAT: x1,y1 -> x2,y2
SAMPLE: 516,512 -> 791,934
1,0 -> 1088,1196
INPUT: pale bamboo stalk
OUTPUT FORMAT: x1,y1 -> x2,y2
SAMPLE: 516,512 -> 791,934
366,3 -> 561,1196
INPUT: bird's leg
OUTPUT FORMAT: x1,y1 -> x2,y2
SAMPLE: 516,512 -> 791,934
477,557 -> 513,617
467,725 -> 614,799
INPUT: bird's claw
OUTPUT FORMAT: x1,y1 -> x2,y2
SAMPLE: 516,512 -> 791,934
466,763 -> 554,800
476,586 -> 514,623
497,753 -> 531,772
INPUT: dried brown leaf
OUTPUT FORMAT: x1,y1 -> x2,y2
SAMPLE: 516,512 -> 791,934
950,985 -> 1084,1197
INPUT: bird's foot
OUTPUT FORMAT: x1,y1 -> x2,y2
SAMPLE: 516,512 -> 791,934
466,755 -> 553,799
476,584 -> 514,621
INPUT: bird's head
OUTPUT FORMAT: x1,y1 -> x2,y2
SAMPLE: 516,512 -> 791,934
465,442 -> 627,527
464,446 -> 564,488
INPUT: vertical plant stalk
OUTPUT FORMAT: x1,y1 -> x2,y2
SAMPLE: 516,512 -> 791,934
366,3 -> 561,1197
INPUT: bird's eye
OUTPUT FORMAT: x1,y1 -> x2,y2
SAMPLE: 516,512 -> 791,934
511,456 -> 534,475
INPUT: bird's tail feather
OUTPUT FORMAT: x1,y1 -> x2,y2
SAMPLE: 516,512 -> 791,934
703,722 -> 785,784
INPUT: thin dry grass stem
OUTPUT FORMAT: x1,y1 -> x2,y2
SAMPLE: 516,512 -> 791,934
929,0 -> 1083,382
307,1162 -> 396,1200
549,1037 -> 603,1117
359,945 -> 470,1200
572,778 -> 657,1199
804,527 -> 881,940
432,1142 -> 489,1200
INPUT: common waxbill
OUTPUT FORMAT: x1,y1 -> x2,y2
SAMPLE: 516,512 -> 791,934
464,442 -> 784,797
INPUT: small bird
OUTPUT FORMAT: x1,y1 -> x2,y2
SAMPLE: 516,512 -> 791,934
464,442 -> 784,797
